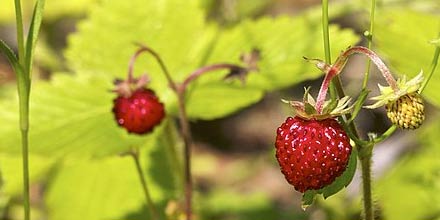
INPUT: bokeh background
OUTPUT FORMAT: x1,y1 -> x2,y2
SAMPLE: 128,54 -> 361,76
0,0 -> 440,219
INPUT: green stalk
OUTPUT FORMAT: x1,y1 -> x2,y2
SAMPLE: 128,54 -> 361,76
321,1 -> 373,220
14,1 -> 31,220
321,0 -> 337,100
130,149 -> 159,220
420,30 -> 440,93
362,0 -> 376,89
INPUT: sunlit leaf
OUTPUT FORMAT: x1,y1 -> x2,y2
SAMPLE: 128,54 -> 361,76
374,9 -> 440,106
45,130 -> 179,220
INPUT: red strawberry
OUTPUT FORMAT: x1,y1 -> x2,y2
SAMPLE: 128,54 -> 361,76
113,88 -> 165,134
275,116 -> 352,193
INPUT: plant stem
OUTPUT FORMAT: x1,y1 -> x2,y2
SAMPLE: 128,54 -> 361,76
359,146 -> 374,220
14,1 -> 31,220
362,0 -> 376,89
321,2 -> 374,220
129,45 -> 195,220
321,0 -> 337,100
420,30 -> 440,93
21,129 -> 30,220
130,149 -> 159,220
175,90 -> 193,220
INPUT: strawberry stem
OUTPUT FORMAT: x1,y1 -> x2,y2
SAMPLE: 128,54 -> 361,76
334,46 -> 399,92
129,148 -> 160,220
129,44 -> 178,91
181,63 -> 246,91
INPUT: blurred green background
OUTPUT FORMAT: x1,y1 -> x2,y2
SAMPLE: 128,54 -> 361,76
0,0 -> 439,219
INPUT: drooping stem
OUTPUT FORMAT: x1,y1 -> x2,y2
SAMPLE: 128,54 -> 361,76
333,46 -> 398,91
129,148 -> 159,220
181,63 -> 245,91
130,44 -> 178,91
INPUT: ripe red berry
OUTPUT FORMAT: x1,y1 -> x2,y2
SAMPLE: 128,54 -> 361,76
275,116 -> 352,193
113,88 -> 165,134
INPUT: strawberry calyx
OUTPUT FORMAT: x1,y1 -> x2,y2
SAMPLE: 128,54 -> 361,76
364,72 -> 424,109
113,74 -> 150,98
282,88 -> 353,120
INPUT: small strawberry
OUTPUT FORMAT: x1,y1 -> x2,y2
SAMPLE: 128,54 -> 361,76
275,91 -> 353,193
366,72 -> 425,129
276,116 -> 351,192
112,74 -> 165,134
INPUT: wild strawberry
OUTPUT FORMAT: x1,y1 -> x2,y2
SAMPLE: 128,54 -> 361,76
366,72 -> 425,129
385,92 -> 424,129
275,116 -> 351,193
112,74 -> 165,134
275,90 -> 353,192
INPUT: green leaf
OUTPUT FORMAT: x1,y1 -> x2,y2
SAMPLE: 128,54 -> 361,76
374,9 -> 440,106
204,16 -> 360,91
65,0 -> 359,120
301,147 -> 358,208
348,89 -> 369,123
0,40 -> 22,73
377,120 -> 440,220
186,83 -> 264,120
45,133 -> 178,220
0,154 -> 54,195
0,73 -> 166,158
25,0 -> 46,74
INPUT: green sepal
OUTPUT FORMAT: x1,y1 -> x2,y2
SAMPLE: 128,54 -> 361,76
349,89 -> 370,123
301,146 -> 358,210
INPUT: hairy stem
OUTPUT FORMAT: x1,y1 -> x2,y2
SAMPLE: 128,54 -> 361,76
130,149 -> 159,220
333,46 -> 398,91
359,146 -> 374,220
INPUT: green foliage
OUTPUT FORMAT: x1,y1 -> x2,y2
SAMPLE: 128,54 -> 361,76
377,121 -> 440,220
46,130 -> 178,220
65,0 -> 359,120
0,0 -> 360,218
374,9 -> 440,106
0,73 -> 165,157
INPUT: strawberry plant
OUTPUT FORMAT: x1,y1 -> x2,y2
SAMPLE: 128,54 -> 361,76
0,0 -> 439,220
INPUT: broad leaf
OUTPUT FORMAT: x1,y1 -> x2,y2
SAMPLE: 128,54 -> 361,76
45,131 -> 179,220
0,73 -> 166,157
65,0 -> 359,120
374,9 -> 440,106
